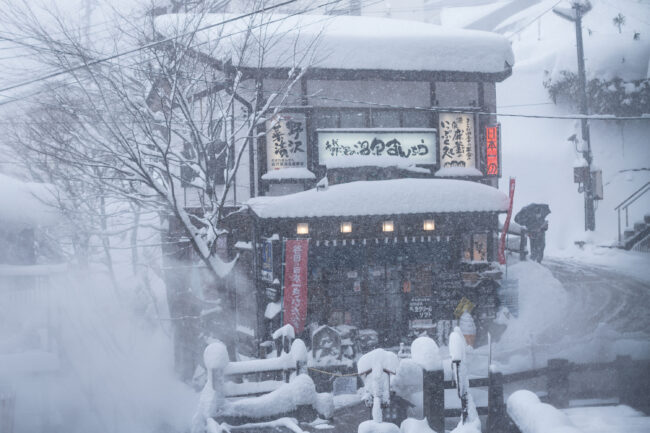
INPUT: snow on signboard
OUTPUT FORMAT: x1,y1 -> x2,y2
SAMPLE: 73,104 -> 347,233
317,128 -> 437,169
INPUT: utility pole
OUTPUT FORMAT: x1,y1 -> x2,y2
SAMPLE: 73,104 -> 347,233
553,1 -> 596,231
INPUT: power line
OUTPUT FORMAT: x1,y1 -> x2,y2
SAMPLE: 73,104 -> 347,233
0,0 -> 356,107
0,0 -> 305,96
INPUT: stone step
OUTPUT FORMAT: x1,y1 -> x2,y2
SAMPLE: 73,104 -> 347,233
624,229 -> 636,239
633,222 -> 647,232
645,214 -> 650,224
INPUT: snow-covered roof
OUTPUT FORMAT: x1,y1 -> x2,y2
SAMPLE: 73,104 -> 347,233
246,178 -> 509,219
154,13 -> 514,75
0,174 -> 59,229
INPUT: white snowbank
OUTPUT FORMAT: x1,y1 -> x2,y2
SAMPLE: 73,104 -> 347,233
262,168 -> 316,180
0,173 -> 59,228
495,261 -> 568,362
400,417 -> 436,433
358,420 -> 400,433
247,179 -> 509,218
204,341 -> 229,371
563,405 -> 650,433
155,13 -> 513,74
410,336 -> 441,371
392,359 -> 423,404
507,390 -> 583,433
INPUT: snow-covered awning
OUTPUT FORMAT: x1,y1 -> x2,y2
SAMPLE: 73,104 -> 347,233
246,179 -> 509,219
154,13 -> 514,77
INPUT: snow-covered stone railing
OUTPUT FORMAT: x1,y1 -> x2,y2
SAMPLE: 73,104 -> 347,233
192,339 -> 333,432
507,390 -> 584,433
223,338 -> 307,398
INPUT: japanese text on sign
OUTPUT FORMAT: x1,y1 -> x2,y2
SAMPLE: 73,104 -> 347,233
283,239 -> 309,334
438,113 -> 476,169
485,125 -> 500,176
266,114 -> 307,171
317,129 -> 437,167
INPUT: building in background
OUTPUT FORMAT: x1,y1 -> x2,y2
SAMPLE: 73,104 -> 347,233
154,11 -> 514,364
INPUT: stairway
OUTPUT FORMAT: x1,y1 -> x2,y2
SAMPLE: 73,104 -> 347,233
620,214 -> 650,252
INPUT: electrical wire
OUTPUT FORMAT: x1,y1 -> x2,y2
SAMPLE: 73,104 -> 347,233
0,0 -> 306,96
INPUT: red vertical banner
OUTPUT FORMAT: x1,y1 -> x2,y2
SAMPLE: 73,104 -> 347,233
283,239 -> 309,334
498,178 -> 516,265
485,124 -> 500,176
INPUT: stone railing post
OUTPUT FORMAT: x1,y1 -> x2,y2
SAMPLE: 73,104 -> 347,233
547,358 -> 570,408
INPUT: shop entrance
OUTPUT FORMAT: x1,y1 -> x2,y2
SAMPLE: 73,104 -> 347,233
365,263 -> 405,347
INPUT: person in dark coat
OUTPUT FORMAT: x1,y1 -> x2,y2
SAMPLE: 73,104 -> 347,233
515,203 -> 550,263
528,219 -> 548,263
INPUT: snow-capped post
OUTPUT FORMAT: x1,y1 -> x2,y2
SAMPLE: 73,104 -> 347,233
486,365 -> 506,433
449,328 -> 468,423
290,338 -> 308,376
272,324 -> 295,358
411,336 -> 444,433
191,341 -> 229,433
547,358 -> 570,408
449,327 -> 482,432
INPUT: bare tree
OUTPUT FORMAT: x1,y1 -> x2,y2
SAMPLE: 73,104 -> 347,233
1,0 -> 322,370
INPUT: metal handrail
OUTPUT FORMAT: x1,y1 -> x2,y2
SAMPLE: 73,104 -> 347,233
616,181 -> 650,243
614,181 -> 650,211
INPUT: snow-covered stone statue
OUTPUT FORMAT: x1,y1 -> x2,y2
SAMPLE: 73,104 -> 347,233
459,312 -> 477,347
449,327 -> 481,433
357,349 -> 400,433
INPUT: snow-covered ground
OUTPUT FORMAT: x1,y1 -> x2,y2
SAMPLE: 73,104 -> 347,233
0,268 -> 196,433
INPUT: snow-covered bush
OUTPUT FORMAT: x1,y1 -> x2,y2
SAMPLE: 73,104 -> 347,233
544,72 -> 650,116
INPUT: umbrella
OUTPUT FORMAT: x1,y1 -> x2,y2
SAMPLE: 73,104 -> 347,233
514,203 -> 551,230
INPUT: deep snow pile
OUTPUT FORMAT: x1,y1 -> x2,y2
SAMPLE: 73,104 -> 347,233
507,389 -> 583,433
494,259 -> 650,371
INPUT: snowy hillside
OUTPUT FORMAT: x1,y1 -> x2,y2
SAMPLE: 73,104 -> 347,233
493,0 -> 650,249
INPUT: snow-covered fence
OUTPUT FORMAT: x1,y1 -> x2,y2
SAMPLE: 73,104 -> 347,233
222,338 -> 307,398
194,338 -> 333,431
507,390 -> 583,433
497,356 -> 650,412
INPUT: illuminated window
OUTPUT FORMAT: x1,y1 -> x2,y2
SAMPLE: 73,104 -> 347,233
423,219 -> 435,231
382,221 -> 394,232
296,223 -> 309,235
340,222 -> 352,233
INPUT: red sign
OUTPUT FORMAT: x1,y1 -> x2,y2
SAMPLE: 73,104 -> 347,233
498,178 -> 516,265
486,125 -> 500,176
283,239 -> 309,334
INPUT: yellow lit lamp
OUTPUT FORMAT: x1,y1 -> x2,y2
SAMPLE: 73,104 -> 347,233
296,223 -> 309,235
